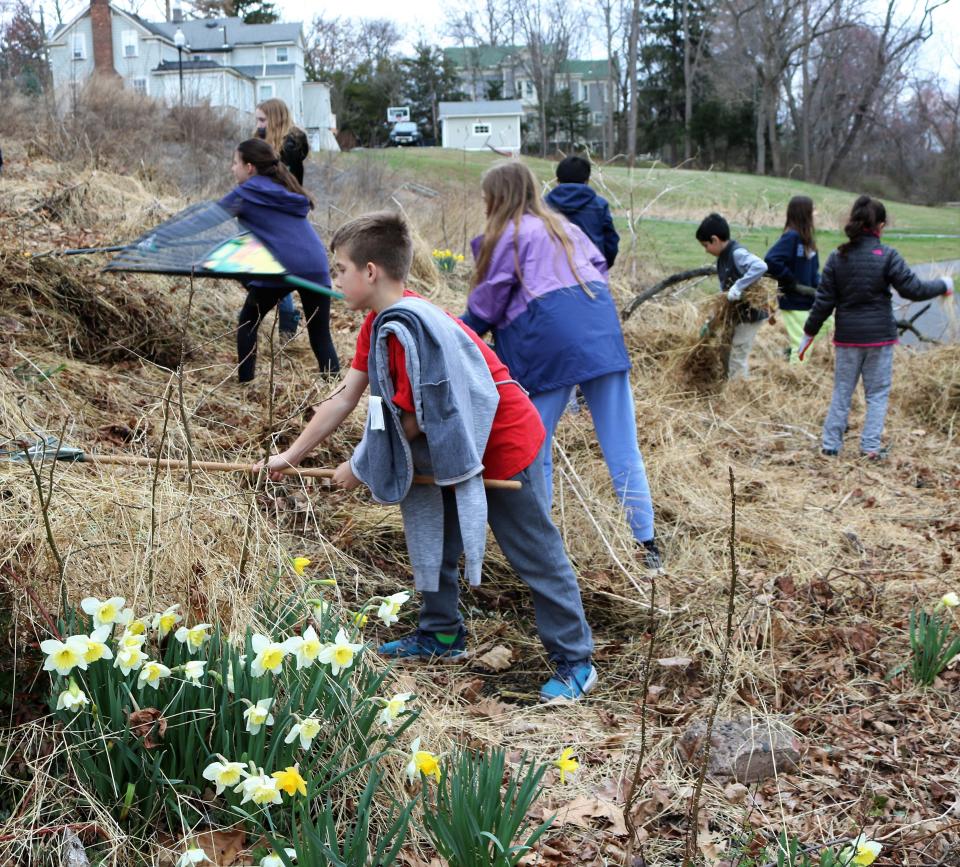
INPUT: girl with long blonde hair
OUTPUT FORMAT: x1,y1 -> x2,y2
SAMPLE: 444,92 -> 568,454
461,160 -> 660,567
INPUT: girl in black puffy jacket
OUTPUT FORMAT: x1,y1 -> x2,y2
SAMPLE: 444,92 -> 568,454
800,196 -> 953,459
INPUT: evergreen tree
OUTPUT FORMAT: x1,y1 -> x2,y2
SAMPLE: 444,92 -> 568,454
230,0 -> 279,25
400,42 -> 464,142
545,88 -> 591,149
0,0 -> 47,94
335,58 -> 405,147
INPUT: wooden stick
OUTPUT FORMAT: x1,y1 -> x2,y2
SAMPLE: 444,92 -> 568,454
76,453 -> 522,490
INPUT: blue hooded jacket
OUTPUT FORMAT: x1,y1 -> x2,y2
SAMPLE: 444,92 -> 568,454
217,174 -> 330,289
764,229 -> 820,311
544,184 -> 620,268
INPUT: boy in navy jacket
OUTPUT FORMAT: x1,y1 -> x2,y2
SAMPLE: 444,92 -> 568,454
545,156 -> 619,268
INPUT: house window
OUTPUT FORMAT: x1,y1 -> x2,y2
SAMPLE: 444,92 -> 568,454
122,30 -> 139,58
259,84 -> 274,99
71,33 -> 86,60
131,77 -> 147,94
275,46 -> 288,62
593,112 -> 605,124
524,80 -> 534,97
582,83 -> 590,102
472,123 -> 491,135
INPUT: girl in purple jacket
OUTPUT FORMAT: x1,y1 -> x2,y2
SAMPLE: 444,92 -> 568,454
461,161 -> 660,567
220,138 -> 338,382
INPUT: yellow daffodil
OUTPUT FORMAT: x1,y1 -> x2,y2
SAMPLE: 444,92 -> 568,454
174,623 -> 211,653
352,612 -> 369,628
202,757 -> 247,794
243,698 -> 275,735
80,596 -> 125,628
114,644 -> 148,676
285,626 -> 322,670
291,556 -> 311,576
81,626 -> 114,663
138,660 -> 172,689
378,692 -> 412,728
40,636 -> 89,677
940,591 -> 959,608
151,604 -> 182,638
235,767 -> 282,807
376,591 -> 410,627
181,659 -> 206,686
316,628 -> 364,676
554,747 -> 579,784
260,850 -> 297,867
272,765 -> 307,797
176,849 -> 211,867
56,680 -> 89,712
838,835 -> 882,866
406,737 -> 441,784
284,715 -> 323,750
250,633 -> 290,677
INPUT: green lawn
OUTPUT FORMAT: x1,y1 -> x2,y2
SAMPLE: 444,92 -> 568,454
340,147 -> 960,271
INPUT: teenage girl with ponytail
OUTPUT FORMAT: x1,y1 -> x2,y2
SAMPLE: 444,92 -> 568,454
800,195 -> 953,459
220,138 -> 339,383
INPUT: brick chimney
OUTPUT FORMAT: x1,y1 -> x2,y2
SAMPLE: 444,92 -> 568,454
89,0 -> 119,77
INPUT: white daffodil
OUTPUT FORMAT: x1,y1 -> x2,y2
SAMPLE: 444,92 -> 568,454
138,660 -> 172,689
116,608 -> 149,635
316,628 -> 364,677
405,736 -> 441,784
838,834 -> 882,867
80,626 -> 114,664
151,604 -> 182,639
285,626 -> 323,670
243,698 -> 275,735
284,716 -> 322,750
260,849 -> 297,867
250,633 -> 289,677
174,623 -> 212,653
310,599 -> 330,621
378,692 -> 413,728
117,630 -> 146,651
114,644 -> 148,676
56,680 -> 89,712
181,659 -> 206,686
202,757 -> 247,794
376,591 -> 410,627
940,591 -> 959,609
176,848 -> 211,867
40,636 -> 90,677
235,768 -> 282,808
80,596 -> 126,629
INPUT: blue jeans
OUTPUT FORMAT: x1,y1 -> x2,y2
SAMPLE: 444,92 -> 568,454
277,293 -> 300,333
532,370 -> 655,544
823,344 -> 894,453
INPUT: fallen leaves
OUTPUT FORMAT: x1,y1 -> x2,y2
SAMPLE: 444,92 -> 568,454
473,644 -> 513,672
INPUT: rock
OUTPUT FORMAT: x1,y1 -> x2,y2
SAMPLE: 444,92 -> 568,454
61,829 -> 90,867
677,715 -> 801,782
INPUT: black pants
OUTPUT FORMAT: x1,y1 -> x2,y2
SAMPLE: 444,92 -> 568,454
237,285 -> 339,382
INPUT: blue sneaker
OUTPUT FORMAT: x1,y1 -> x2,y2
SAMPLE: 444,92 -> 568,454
378,628 -> 466,659
539,660 -> 598,702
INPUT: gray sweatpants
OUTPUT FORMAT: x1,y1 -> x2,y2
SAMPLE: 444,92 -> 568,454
418,450 -> 594,664
822,344 -> 894,453
727,321 -> 765,380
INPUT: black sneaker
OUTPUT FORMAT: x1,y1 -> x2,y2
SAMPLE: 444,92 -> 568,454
821,448 -> 839,456
639,539 -> 662,571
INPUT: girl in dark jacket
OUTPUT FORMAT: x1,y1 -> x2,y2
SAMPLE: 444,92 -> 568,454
220,138 -> 339,382
801,195 -> 953,458
765,196 -> 822,362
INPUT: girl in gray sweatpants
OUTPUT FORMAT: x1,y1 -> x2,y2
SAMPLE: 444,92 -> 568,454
799,196 -> 953,458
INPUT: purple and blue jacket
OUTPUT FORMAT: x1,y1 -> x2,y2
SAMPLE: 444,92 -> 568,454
460,214 -> 631,396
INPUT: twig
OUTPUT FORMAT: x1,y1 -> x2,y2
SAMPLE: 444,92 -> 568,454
684,466 -> 739,865
0,562 -> 61,640
147,376 -> 174,605
176,271 -> 197,494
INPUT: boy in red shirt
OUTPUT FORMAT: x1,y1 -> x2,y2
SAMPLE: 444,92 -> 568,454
259,211 -> 596,702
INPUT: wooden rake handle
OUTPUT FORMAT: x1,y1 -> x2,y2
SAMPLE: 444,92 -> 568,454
78,453 -> 522,490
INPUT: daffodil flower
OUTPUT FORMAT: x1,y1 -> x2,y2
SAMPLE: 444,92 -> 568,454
235,767 -> 282,807
406,737 -> 441,784
181,659 -> 206,686
316,628 -> 364,676
138,660 -> 172,689
81,626 -> 114,664
272,765 -> 307,797
291,556 -> 311,576
376,591 -> 410,627
117,630 -> 146,651
250,633 -> 290,677
41,636 -> 90,677
284,715 -> 322,750
378,692 -> 413,728
939,591 -> 959,609
56,680 -> 89,712
114,644 -> 148,676
284,625 -> 322,670
309,599 -> 330,621
80,596 -> 126,629
838,835 -> 882,867
202,757 -> 247,794
117,608 -> 148,635
260,849 -> 297,867
174,623 -> 211,653
242,698 -> 275,735
176,848 -> 211,867
352,612 -> 369,628
554,747 -> 579,784
152,604 -> 182,638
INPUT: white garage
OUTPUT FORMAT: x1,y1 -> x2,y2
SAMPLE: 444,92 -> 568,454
438,100 -> 523,152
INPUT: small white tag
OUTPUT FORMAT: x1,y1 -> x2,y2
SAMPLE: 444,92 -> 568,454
368,395 -> 385,431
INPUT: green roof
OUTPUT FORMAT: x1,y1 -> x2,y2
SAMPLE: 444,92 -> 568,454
443,45 -> 521,68
559,59 -> 610,79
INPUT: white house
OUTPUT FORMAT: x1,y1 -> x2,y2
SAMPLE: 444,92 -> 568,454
438,100 -> 523,152
46,0 -> 338,149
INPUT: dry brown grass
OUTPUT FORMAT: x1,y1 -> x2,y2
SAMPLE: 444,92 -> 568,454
1,149 -> 959,866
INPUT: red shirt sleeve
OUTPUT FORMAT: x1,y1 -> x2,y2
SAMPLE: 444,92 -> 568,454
388,339 -> 414,412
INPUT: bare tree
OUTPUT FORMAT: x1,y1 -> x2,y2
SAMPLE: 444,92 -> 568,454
625,0 -> 641,163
